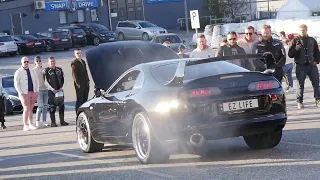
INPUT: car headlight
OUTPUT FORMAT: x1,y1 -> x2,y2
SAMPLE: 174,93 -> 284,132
8,95 -> 19,101
150,31 -> 156,34
155,100 -> 179,113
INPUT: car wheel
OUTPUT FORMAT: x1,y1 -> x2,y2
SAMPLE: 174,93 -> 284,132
132,112 -> 170,164
4,99 -> 13,115
244,129 -> 282,149
9,52 -> 16,56
46,44 -> 52,52
142,33 -> 149,41
76,112 -> 104,153
118,32 -> 125,41
93,37 -> 100,46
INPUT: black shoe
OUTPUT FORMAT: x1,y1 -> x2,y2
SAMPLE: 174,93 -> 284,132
60,121 -> 69,126
1,124 -> 6,129
51,123 -> 58,127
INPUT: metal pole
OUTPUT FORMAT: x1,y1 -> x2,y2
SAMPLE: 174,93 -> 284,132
108,0 -> 112,30
184,0 -> 189,33
249,0 -> 252,20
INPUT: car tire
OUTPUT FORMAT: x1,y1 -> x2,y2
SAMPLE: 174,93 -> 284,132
9,52 -> 16,56
93,37 -> 100,46
142,33 -> 149,41
64,48 -> 70,51
132,112 -> 170,164
4,99 -> 13,115
76,112 -> 104,153
46,44 -> 53,52
118,32 -> 125,41
243,129 -> 282,149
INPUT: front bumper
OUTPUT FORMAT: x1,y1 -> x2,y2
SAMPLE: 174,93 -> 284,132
100,36 -> 116,43
0,48 -> 17,54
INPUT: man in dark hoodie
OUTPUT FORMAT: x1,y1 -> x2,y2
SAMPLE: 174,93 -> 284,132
216,31 -> 252,70
71,48 -> 90,113
288,24 -> 320,109
0,87 -> 6,129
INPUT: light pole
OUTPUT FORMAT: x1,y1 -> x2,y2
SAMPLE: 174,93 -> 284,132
184,0 -> 189,33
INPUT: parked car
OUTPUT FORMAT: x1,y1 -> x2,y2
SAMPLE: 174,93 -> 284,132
1,75 -> 37,115
0,34 -> 17,56
12,35 -> 46,54
115,20 -> 167,41
151,33 -> 187,52
56,26 -> 87,47
33,31 -> 72,51
75,41 -> 287,164
72,23 -> 116,46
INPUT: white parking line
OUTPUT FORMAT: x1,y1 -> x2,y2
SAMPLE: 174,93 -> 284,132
52,151 -> 175,179
282,141 -> 320,148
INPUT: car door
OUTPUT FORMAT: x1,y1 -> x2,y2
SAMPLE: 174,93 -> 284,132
92,69 -> 142,143
131,22 -> 142,38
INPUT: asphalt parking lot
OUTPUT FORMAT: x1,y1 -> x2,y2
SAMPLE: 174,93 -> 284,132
1,35 -> 320,179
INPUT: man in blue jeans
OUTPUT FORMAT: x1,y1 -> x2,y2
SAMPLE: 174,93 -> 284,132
288,24 -> 320,109
283,39 -> 295,92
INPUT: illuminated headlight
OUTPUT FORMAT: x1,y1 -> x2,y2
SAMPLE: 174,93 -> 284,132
8,95 -> 19,101
155,100 -> 179,113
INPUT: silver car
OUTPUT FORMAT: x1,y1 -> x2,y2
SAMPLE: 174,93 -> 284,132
115,20 -> 167,41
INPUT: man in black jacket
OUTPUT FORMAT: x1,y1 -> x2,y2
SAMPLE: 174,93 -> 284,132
44,57 -> 69,127
253,24 -> 286,82
0,87 -> 6,129
71,49 -> 90,113
288,24 -> 320,109
216,31 -> 252,70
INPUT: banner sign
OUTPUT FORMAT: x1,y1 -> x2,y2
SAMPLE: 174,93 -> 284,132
44,0 -> 99,11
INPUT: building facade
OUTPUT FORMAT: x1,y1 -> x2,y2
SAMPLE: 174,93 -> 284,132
0,0 -> 207,35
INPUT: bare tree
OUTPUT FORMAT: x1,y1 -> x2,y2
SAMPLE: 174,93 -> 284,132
203,0 -> 248,19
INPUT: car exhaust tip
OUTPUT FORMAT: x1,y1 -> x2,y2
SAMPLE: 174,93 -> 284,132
189,133 -> 204,147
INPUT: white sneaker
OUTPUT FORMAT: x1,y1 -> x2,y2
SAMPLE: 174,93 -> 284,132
23,125 -> 29,131
36,121 -> 40,128
29,124 -> 37,130
43,122 -> 49,127
286,87 -> 295,92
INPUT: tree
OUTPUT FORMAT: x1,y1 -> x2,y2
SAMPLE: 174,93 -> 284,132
203,0 -> 248,19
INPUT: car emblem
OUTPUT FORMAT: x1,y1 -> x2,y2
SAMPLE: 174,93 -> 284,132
230,81 -> 237,86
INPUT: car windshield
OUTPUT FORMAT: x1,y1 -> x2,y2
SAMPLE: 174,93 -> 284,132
2,77 -> 14,88
155,35 -> 181,43
138,22 -> 156,28
151,61 -> 248,84
72,28 -> 84,34
0,36 -> 14,42
19,35 -> 38,41
90,24 -> 109,31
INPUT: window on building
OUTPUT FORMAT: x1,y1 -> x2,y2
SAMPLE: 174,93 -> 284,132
59,11 -> 67,24
127,0 -> 133,3
128,7 -> 134,12
77,10 -> 85,23
136,7 -> 142,11
111,0 -> 116,5
135,0 -> 141,3
91,9 -> 98,22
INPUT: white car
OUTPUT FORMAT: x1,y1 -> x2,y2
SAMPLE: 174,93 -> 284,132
0,34 -> 18,56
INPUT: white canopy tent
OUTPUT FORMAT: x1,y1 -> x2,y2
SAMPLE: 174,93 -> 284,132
277,0 -> 312,19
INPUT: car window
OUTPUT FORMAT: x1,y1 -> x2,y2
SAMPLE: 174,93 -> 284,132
53,32 -> 69,38
138,22 -> 156,28
109,70 -> 141,94
19,35 -> 38,40
156,35 -> 181,43
72,28 -> 84,34
2,77 -> 14,88
90,24 -> 109,31
0,36 -> 14,42
151,61 -> 249,85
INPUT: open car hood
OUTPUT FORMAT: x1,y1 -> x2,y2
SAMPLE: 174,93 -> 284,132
85,41 -> 180,90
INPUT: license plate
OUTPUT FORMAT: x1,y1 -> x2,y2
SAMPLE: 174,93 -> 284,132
109,38 -> 114,41
35,42 -> 41,45
77,35 -> 83,38
62,39 -> 68,41
223,99 -> 258,112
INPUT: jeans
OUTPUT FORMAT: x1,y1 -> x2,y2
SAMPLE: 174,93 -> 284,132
75,84 -> 89,113
283,63 -> 293,88
36,90 -> 48,122
296,64 -> 320,103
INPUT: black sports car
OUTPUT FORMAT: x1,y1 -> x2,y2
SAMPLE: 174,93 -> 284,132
1,75 -> 38,115
76,41 -> 287,164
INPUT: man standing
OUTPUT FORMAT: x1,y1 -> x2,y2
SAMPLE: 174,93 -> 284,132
0,87 -> 6,129
71,49 -> 90,113
44,57 -> 69,127
253,24 -> 286,82
288,24 -> 320,109
216,31 -> 251,69
189,34 -> 216,58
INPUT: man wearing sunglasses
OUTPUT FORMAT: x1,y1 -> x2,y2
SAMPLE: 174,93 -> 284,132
253,24 -> 286,82
216,31 -> 251,69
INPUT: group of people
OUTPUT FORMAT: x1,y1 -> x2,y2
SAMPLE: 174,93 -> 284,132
0,48 -> 91,130
187,23 -> 320,109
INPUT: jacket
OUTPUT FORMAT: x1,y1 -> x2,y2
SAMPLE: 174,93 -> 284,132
216,44 -> 252,69
71,59 -> 90,89
14,66 -> 39,95
288,36 -> 320,65
43,66 -> 64,91
33,66 -> 47,91
253,38 -> 286,77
